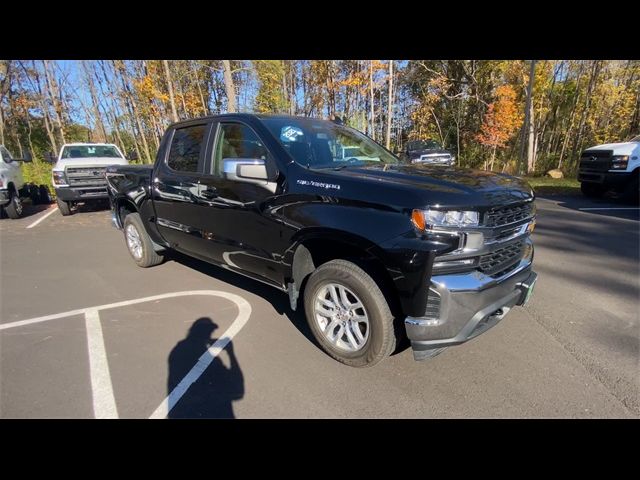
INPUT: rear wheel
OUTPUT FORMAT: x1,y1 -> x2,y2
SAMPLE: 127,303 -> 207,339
57,198 -> 72,216
38,185 -> 52,204
123,212 -> 163,268
5,192 -> 23,219
303,259 -> 396,367
581,182 -> 606,198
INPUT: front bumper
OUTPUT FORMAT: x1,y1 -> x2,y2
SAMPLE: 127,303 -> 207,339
55,185 -> 109,202
405,244 -> 536,360
578,170 -> 632,187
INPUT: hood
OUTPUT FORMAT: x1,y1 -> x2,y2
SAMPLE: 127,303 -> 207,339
307,163 -> 534,208
54,157 -> 129,170
585,142 -> 639,156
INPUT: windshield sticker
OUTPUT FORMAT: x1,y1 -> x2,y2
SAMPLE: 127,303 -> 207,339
297,179 -> 341,190
280,126 -> 304,143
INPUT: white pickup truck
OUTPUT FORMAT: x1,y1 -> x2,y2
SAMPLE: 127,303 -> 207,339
0,145 -> 51,219
50,143 -> 130,215
577,135 -> 640,200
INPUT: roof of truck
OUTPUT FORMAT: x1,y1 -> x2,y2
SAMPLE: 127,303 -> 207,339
168,113 -> 336,128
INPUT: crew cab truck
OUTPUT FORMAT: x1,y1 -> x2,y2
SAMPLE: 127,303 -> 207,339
50,143 -> 129,215
106,114 -> 538,367
0,145 -> 51,219
578,135 -> 640,200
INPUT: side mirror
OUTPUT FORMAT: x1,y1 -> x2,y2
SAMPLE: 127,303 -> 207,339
126,151 -> 138,161
44,152 -> 57,163
223,158 -> 269,182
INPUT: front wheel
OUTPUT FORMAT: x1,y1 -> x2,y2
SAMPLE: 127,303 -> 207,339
123,212 -> 163,268
581,182 -> 606,198
303,259 -> 397,367
5,193 -> 24,219
57,198 -> 72,216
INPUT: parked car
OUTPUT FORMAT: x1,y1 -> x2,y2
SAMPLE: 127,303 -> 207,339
106,114 -> 537,367
577,135 -> 640,199
399,139 -> 455,166
48,143 -> 130,216
0,145 -> 51,219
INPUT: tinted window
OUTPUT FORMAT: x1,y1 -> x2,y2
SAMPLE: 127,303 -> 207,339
167,125 -> 206,173
61,145 -> 123,158
212,123 -> 269,175
262,117 -> 396,169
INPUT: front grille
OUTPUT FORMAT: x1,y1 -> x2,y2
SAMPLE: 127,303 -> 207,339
579,150 -> 612,172
484,203 -> 533,227
418,154 -> 451,163
478,241 -> 525,276
65,167 -> 108,187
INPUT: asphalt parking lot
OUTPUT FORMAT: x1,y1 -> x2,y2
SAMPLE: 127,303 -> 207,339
0,196 -> 638,418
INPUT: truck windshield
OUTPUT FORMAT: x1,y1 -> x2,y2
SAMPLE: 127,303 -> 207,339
61,145 -> 122,159
406,139 -> 441,151
262,117 -> 398,169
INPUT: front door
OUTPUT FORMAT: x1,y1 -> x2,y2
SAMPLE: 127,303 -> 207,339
193,121 -> 284,285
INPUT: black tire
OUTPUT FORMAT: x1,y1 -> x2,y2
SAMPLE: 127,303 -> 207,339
57,198 -> 72,216
28,185 -> 41,205
5,192 -> 24,219
621,174 -> 640,204
580,182 -> 606,198
303,259 -> 396,367
38,185 -> 52,204
123,212 -> 163,268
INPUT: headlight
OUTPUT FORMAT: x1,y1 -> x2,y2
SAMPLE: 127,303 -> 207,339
412,209 -> 480,229
52,170 -> 67,185
611,155 -> 629,170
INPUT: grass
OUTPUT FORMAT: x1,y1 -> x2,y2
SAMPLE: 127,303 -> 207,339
521,176 -> 581,196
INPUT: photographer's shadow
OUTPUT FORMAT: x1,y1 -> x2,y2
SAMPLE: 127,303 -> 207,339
167,317 -> 244,419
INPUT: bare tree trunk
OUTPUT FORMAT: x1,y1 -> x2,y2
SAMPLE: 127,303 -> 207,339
43,60 -> 66,145
369,60 -> 375,140
81,61 -> 107,142
519,60 -> 536,174
162,60 -> 179,122
113,61 -> 152,163
222,60 -> 237,113
191,62 -> 208,115
571,60 -> 601,169
527,60 -> 536,173
385,60 -> 394,150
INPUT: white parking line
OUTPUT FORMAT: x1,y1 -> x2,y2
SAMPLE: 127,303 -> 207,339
578,207 -> 640,211
85,309 -> 119,419
25,206 -> 58,229
0,290 -> 252,419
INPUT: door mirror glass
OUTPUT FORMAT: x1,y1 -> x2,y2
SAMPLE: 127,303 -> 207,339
44,152 -> 57,163
126,150 -> 138,161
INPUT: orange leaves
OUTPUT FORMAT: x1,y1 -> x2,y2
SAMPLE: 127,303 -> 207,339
476,85 -> 522,149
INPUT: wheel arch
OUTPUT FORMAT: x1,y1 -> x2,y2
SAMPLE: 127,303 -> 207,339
288,230 -> 402,317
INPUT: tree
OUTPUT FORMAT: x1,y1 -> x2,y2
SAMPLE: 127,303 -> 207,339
222,60 -> 237,113
476,85 -> 521,171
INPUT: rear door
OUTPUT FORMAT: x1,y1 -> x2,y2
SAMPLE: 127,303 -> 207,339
151,121 -> 212,255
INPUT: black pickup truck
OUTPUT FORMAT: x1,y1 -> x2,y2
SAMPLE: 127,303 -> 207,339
106,114 -> 537,367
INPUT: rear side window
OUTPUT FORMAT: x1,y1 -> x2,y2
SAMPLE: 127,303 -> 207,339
167,125 -> 207,173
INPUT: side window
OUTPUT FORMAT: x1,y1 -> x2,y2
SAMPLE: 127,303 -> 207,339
167,124 -> 206,173
212,123 -> 269,176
